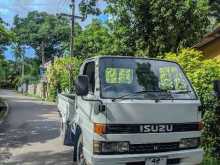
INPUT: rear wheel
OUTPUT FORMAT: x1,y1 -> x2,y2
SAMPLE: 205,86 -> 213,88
76,134 -> 87,165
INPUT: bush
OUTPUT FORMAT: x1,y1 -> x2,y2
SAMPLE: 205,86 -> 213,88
46,56 -> 83,100
164,48 -> 220,156
202,155 -> 220,165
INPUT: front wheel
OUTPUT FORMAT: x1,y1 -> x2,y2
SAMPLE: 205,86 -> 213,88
76,134 -> 87,165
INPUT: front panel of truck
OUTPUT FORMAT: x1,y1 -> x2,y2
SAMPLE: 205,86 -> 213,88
79,57 -> 203,165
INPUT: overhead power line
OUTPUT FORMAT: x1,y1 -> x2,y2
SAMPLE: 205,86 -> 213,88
58,0 -> 84,57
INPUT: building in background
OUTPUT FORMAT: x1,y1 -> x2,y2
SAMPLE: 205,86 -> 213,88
193,27 -> 220,59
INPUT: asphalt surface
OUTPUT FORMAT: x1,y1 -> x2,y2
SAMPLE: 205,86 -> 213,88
0,90 -> 73,165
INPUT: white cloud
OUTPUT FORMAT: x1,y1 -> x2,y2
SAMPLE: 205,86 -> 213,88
0,0 -> 107,27
0,8 -> 10,15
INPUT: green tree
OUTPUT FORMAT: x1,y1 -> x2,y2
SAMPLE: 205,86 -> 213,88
0,18 -> 13,54
81,0 -> 210,57
75,19 -> 114,57
23,57 -> 40,83
0,17 -> 15,88
79,0 -> 101,18
12,11 -> 71,64
209,0 -> 220,22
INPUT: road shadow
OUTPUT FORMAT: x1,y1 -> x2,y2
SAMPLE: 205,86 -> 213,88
0,119 -> 60,148
2,150 -> 73,165
0,99 -> 61,147
0,91 -> 65,162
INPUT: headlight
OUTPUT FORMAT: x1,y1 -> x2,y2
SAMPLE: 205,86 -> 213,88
93,141 -> 129,154
179,138 -> 200,149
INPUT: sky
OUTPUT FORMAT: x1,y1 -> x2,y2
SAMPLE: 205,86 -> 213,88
0,0 -> 108,60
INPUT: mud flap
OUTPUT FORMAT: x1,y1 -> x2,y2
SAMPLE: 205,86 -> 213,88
64,123 -> 74,146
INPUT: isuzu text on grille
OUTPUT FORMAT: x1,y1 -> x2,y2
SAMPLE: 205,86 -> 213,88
140,124 -> 174,133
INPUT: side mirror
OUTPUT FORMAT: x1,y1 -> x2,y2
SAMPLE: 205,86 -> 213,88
213,80 -> 220,98
75,75 -> 89,96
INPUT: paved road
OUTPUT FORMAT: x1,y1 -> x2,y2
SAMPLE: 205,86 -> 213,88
0,90 -> 73,165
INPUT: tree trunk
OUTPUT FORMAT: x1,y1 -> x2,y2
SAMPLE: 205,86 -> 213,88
41,41 -> 46,65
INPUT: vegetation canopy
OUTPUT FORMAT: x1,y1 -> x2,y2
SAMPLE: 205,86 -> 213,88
165,48 -> 220,156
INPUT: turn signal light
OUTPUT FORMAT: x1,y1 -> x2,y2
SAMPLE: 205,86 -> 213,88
94,123 -> 106,135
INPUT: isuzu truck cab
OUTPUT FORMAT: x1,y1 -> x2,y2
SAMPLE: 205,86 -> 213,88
57,56 -> 203,165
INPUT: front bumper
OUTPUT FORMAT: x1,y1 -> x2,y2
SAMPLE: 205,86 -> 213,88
88,148 -> 203,165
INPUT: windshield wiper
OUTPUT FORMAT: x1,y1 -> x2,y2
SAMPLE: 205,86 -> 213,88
112,90 -> 169,102
171,90 -> 192,94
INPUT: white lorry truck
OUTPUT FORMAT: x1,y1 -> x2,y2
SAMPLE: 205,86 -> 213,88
57,56 -> 203,165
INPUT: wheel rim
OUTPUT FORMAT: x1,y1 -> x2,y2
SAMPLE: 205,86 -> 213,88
79,143 -> 84,164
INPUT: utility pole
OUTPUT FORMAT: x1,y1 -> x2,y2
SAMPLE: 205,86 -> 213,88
21,48 -> 25,94
58,0 -> 84,57
21,53 -> 24,81
58,0 -> 84,93
20,46 -> 25,82
70,0 -> 75,57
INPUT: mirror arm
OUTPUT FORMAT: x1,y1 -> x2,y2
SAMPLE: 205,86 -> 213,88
81,96 -> 106,114
81,96 -> 103,104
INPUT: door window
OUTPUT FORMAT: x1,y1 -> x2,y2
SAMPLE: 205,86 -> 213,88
83,61 -> 95,93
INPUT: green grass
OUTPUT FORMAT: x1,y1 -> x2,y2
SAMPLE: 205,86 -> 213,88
202,156 -> 220,165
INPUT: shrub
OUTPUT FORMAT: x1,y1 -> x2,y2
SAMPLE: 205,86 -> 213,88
202,155 -> 220,165
46,56 -> 83,100
164,48 -> 220,156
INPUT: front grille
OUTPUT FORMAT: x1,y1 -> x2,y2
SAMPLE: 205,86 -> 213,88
107,124 -> 139,134
129,142 -> 179,154
106,123 -> 200,134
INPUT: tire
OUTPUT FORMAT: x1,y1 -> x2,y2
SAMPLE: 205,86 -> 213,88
76,134 -> 87,165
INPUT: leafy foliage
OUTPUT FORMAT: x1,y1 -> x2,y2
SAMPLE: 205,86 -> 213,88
0,18 -> 13,54
79,0 -> 101,18
164,48 -> 220,155
202,155 -> 220,165
0,17 -> 15,88
75,19 -> 115,57
46,56 -> 83,100
209,0 -> 220,22
81,0 -> 210,57
12,11 -> 70,63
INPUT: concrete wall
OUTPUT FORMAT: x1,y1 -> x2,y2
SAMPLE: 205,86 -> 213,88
28,84 -> 36,95
22,82 -> 48,99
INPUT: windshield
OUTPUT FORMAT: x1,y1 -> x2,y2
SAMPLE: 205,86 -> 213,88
99,57 -> 197,100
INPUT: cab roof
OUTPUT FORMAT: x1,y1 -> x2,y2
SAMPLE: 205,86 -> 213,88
85,55 -> 177,64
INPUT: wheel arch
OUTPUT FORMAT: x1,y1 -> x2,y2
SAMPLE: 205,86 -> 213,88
73,125 -> 82,146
